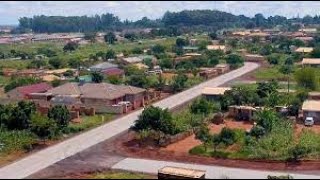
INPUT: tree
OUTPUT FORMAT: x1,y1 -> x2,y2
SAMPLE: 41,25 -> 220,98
152,44 -> 166,54
104,32 -> 116,44
191,98 -> 220,115
219,127 -> 236,146
63,42 -> 78,52
208,32 -> 218,40
171,73 -> 188,92
105,49 -> 116,60
48,105 -> 71,129
310,46 -> 320,58
84,32 -> 97,43
124,33 -> 137,41
28,60 -> 47,69
131,106 -> 176,135
30,113 -> 58,141
279,65 -> 294,93
91,72 -> 104,83
159,58 -> 173,69
49,57 -> 67,69
124,65 -> 145,76
4,77 -> 42,92
7,101 -> 36,130
250,125 -> 266,138
255,110 -> 279,133
267,54 -> 280,65
195,125 -> 213,151
176,38 -> 188,47
226,54 -> 244,69
288,145 -> 311,162
107,75 -> 123,85
256,81 -> 279,98
294,67 -> 318,90
68,58 -> 82,68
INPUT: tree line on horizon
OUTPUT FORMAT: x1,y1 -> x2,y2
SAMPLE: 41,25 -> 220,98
15,10 -> 320,33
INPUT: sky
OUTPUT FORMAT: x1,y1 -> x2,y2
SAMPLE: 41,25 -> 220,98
0,1 -> 320,25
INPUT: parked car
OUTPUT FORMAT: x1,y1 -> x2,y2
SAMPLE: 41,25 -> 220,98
305,117 -> 314,126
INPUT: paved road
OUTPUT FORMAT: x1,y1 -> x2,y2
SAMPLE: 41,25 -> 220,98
0,62 -> 259,179
112,158 -> 320,179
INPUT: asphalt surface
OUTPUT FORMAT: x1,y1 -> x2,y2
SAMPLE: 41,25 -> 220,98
112,158 -> 320,179
0,62 -> 260,179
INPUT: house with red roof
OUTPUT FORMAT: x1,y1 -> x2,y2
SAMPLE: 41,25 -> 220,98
7,82 -> 52,100
101,67 -> 124,77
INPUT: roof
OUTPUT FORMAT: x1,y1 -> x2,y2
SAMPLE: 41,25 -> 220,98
215,64 -> 230,68
182,46 -> 199,50
294,37 -> 314,41
45,68 -> 74,74
15,83 -> 52,96
302,58 -> 320,65
158,166 -> 206,178
42,74 -> 60,82
184,53 -> 202,56
245,54 -> 264,58
295,47 -> 314,53
101,67 -> 124,76
299,28 -> 318,32
48,82 -> 146,100
89,62 -> 118,71
202,87 -> 231,95
51,95 -> 83,106
122,56 -> 143,64
133,63 -> 149,70
309,92 -> 320,97
302,100 -> 320,112
207,45 -> 226,50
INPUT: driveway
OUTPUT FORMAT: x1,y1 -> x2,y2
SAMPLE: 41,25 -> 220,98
0,62 -> 260,179
112,158 -> 320,179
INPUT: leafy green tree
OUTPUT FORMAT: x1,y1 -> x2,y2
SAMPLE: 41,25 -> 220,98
104,32 -> 116,44
152,44 -> 166,54
91,72 -> 104,83
28,60 -> 47,69
250,125 -> 266,139
288,145 -> 311,162
294,67 -> 318,90
63,42 -> 78,52
37,47 -> 57,57
310,46 -> 320,58
171,73 -> 188,92
68,58 -> 82,68
124,65 -> 144,76
176,38 -> 188,47
219,128 -> 236,146
49,57 -> 67,69
124,33 -> 137,41
267,54 -> 280,65
159,58 -> 173,69
254,110 -> 279,133
208,32 -> 218,40
279,65 -> 294,93
256,81 -> 279,98
107,75 -> 123,85
7,101 -> 36,130
132,106 -> 176,135
105,49 -> 116,60
191,98 -> 220,115
195,125 -> 213,151
226,54 -> 244,69
30,113 -> 58,141
4,77 -> 42,92
48,105 -> 71,129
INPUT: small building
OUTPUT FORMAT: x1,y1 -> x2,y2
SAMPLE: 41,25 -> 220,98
308,92 -> 320,101
158,166 -> 206,179
294,36 -> 314,43
182,46 -> 199,52
199,68 -> 219,79
301,58 -> 320,67
302,100 -> 320,122
207,45 -> 226,52
101,67 -> 125,77
89,62 -> 118,72
214,64 -> 230,74
42,74 -> 60,82
78,75 -> 93,83
228,105 -> 257,121
7,82 -> 52,100
133,63 -> 149,70
121,56 -> 144,64
244,54 -> 265,62
202,87 -> 231,100
294,47 -> 314,53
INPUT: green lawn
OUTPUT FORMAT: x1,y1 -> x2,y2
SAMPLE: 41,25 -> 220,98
68,114 -> 114,133
0,60 -> 30,70
89,171 -> 155,179
0,76 -> 10,86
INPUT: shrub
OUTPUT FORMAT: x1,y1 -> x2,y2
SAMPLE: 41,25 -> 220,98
250,125 -> 266,138
288,145 -> 311,162
189,145 -> 207,155
219,128 -> 236,146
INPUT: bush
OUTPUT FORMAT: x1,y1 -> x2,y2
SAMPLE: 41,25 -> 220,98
189,145 -> 207,155
250,125 -> 266,138
219,128 -> 236,146
288,145 -> 311,162
0,130 -> 36,154
48,105 -> 71,129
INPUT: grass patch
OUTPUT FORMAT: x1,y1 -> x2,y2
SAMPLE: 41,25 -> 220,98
68,114 -> 114,133
89,171 -> 154,179
0,129 -> 36,155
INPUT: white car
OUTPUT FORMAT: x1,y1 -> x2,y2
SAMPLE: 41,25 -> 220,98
305,117 -> 315,126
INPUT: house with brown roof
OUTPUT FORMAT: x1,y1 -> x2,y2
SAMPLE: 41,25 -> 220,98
202,87 -> 231,100
44,82 -> 146,114
301,58 -> 320,67
294,47 -> 314,53
7,82 -> 52,100
244,54 -> 265,62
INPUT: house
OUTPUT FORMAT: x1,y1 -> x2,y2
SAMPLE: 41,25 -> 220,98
7,82 -> 52,100
244,54 -> 265,62
78,75 -> 93,83
228,105 -> 257,121
294,47 -> 314,53
302,100 -> 320,123
43,82 -> 146,114
182,46 -> 199,52
301,58 -> 320,67
199,68 -> 219,79
294,36 -> 314,43
121,56 -> 143,64
308,92 -> 320,100
202,87 -> 231,100
89,62 -> 118,72
214,64 -> 230,74
101,67 -> 125,77
299,28 -> 318,34
207,45 -> 226,52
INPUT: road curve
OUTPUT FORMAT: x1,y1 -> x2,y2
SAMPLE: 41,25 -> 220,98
0,62 -> 259,179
